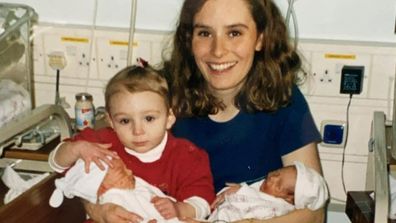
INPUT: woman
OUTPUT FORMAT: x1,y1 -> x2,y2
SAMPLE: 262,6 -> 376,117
163,0 -> 324,222
55,0 -> 323,222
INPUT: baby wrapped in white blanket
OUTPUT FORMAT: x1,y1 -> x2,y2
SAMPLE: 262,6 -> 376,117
209,161 -> 329,221
49,158 -> 181,223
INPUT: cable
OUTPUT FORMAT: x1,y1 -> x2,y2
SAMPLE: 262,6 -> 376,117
84,0 -> 98,92
291,2 -> 299,49
341,93 -> 353,197
127,0 -> 138,66
285,0 -> 299,49
55,69 -> 60,105
285,0 -> 295,28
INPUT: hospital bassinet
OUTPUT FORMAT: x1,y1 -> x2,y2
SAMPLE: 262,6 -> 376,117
0,3 -> 37,127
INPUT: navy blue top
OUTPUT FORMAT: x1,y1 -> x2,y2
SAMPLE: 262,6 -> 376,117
172,86 -> 321,192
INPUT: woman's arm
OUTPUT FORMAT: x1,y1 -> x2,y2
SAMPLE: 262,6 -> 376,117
83,200 -> 143,223
282,142 -> 323,174
233,208 -> 324,223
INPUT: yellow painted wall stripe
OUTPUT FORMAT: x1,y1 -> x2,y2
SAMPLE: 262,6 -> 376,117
109,40 -> 138,47
325,53 -> 356,60
110,40 -> 128,46
61,37 -> 89,43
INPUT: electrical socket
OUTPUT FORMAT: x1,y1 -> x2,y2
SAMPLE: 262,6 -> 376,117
78,52 -> 90,67
104,55 -> 120,69
43,33 -> 92,79
96,37 -> 128,80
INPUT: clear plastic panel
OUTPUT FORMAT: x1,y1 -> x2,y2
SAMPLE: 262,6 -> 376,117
0,3 -> 37,106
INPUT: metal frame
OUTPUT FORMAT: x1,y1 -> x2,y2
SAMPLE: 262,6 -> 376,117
369,111 -> 389,223
0,104 -> 72,155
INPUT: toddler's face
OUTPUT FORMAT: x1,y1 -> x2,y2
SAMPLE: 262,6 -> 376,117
107,90 -> 175,153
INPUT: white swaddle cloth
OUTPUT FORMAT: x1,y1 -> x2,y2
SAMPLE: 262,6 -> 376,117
294,161 -> 329,210
1,164 -> 50,204
208,182 -> 295,221
49,159 -> 108,207
100,177 -> 180,223
49,158 -> 181,223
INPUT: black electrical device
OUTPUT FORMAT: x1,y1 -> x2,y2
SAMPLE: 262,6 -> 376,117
340,65 -> 364,95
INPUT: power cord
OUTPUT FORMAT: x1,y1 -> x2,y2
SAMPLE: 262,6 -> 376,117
285,0 -> 299,49
341,93 -> 353,196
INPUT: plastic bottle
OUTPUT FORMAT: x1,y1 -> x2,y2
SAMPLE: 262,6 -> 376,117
75,92 -> 95,131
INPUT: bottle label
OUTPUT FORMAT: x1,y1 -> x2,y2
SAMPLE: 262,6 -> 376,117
75,107 -> 95,130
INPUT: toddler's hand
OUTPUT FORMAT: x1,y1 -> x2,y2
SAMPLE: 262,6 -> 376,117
68,140 -> 119,173
151,196 -> 178,219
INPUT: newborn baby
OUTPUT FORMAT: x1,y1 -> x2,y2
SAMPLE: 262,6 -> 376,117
208,161 -> 329,221
49,158 -> 181,223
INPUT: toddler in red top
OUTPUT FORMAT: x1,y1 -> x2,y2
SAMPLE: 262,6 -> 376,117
49,60 -> 215,222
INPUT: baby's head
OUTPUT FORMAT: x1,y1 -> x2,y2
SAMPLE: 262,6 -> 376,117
104,62 -> 176,153
259,165 -> 297,205
98,158 -> 135,196
260,162 -> 329,210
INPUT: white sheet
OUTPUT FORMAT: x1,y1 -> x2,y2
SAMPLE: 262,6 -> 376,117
0,79 -> 31,128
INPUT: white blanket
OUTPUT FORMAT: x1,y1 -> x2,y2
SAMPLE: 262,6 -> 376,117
208,182 -> 295,221
100,177 -> 180,223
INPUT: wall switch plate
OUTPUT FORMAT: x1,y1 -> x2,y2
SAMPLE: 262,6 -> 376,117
320,120 -> 347,148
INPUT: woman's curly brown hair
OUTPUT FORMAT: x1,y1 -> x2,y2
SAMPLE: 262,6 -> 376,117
162,0 -> 302,117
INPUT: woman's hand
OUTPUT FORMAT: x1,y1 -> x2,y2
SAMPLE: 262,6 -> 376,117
210,183 -> 241,209
67,140 -> 119,173
151,196 -> 178,219
85,201 -> 143,223
179,217 -> 207,223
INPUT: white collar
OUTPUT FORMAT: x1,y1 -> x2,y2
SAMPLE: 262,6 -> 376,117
124,132 -> 168,163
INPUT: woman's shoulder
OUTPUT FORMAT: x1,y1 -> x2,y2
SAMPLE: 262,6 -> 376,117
166,133 -> 209,159
290,85 -> 309,105
278,86 -> 310,114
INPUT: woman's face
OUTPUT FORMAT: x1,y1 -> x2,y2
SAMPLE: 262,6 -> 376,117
192,0 -> 263,95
